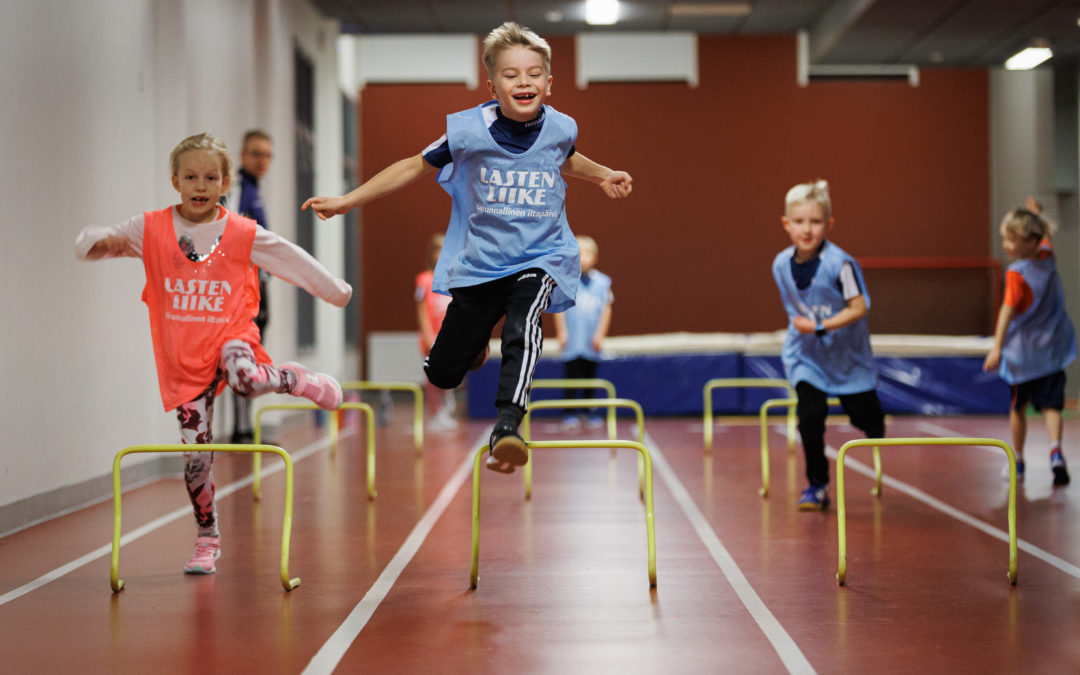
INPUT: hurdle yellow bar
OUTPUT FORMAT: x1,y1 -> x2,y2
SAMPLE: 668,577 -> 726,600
522,398 -> 646,500
703,378 -> 795,451
111,444 -> 299,592
470,439 -> 656,590
342,381 -> 424,454
530,378 -> 618,440
255,402 -> 377,500
835,437 -> 1018,586
758,397 -> 882,499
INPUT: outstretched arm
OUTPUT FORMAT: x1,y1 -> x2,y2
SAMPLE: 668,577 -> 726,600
301,154 -> 436,220
562,152 -> 632,199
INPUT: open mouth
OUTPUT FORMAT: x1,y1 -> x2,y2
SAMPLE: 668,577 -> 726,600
513,92 -> 536,102
191,197 -> 210,206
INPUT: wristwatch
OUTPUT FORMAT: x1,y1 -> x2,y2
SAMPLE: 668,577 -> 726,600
815,321 -> 827,337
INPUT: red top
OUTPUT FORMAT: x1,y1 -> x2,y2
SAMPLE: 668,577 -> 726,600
141,207 -> 270,410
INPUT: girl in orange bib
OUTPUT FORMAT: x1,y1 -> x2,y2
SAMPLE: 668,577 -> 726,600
76,133 -> 351,575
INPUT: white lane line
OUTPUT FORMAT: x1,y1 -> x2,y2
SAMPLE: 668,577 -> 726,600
913,420 -> 1006,456
0,433 -> 340,607
820,438 -> 1080,581
303,431 -> 485,675
645,430 -> 817,675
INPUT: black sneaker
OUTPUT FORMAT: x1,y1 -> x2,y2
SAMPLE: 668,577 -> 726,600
230,431 -> 254,444
1051,451 -> 1071,486
486,421 -> 528,474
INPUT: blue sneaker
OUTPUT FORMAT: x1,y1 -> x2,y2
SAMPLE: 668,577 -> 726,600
1051,451 -> 1070,486
797,483 -> 830,511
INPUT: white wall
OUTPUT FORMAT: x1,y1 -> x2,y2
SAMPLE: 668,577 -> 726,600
0,0 -> 348,522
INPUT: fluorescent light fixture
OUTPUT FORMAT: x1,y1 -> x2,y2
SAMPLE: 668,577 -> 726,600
669,2 -> 752,17
1004,46 -> 1052,70
585,0 -> 620,25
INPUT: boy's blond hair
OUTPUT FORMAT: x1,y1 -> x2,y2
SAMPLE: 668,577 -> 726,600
482,21 -> 551,78
170,132 -> 233,179
1002,208 -> 1054,240
785,180 -> 832,220
576,235 -> 598,258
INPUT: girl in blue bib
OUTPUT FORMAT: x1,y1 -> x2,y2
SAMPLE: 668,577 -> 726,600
984,206 -> 1074,486
772,180 -> 885,510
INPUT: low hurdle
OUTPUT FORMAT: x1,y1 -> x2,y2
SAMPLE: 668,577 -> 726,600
522,398 -> 646,500
111,444 -> 299,592
470,439 -> 657,590
835,437 -> 1018,586
342,381 -> 424,455
530,378 -> 618,439
703,378 -> 795,451
254,402 -> 377,500
758,397 -> 882,498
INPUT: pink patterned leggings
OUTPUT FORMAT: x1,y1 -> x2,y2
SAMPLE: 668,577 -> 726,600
177,340 -> 294,537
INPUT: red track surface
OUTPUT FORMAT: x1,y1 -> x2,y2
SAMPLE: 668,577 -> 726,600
3,410 -> 1079,673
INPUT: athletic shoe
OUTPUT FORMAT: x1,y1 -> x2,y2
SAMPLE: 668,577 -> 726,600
428,409 -> 459,431
183,536 -> 221,574
560,414 -> 582,431
280,362 -> 342,410
486,421 -> 528,474
1002,460 -> 1025,482
1051,451 -> 1070,486
230,431 -> 254,444
797,483 -> 830,511
585,413 -> 606,429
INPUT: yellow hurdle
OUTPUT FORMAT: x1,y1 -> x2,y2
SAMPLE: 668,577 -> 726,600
254,402 -> 377,500
835,437 -> 1018,586
530,378 -> 618,440
111,444 -> 299,592
758,397 -> 882,499
522,397 -> 646,500
342,381 -> 424,455
703,378 -> 795,451
470,440 -> 657,590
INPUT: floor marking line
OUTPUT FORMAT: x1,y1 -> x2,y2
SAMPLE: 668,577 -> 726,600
645,430 -> 817,675
302,430 -> 486,675
0,432 -> 342,607
825,443 -> 1080,580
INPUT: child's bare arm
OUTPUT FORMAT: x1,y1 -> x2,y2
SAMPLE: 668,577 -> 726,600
302,154 -> 436,220
792,295 -> 868,334
554,312 -> 568,351
593,303 -> 613,351
562,153 -> 633,199
983,304 -> 1014,371
417,299 -> 436,352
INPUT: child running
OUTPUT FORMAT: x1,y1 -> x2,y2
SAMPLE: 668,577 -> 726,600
75,132 -> 351,574
302,21 -> 632,473
772,180 -> 886,510
416,233 -> 458,430
983,207 -> 1074,485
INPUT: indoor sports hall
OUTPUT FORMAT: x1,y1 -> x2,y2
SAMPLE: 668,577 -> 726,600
3,1 -> 1080,673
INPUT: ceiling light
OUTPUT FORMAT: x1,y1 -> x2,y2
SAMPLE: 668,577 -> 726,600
1004,46 -> 1052,70
585,0 -> 620,25
669,2 -> 752,17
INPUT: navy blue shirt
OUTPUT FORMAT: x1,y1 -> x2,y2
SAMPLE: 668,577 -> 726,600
422,104 -> 576,168
790,242 -> 861,297
235,168 -> 267,230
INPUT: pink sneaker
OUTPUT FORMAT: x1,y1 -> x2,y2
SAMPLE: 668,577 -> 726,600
280,362 -> 343,410
183,536 -> 221,574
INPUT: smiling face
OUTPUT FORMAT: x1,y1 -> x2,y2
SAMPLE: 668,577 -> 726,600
487,44 -> 551,122
782,200 -> 833,262
171,149 -> 230,223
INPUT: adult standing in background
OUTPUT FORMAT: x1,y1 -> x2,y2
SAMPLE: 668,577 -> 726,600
229,130 -> 274,443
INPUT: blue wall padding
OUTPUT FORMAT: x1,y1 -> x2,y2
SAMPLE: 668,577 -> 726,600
467,352 -> 1011,418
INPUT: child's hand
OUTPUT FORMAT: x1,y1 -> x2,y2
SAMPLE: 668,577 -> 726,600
301,195 -> 349,221
87,235 -> 135,259
792,316 -> 816,334
600,171 -> 633,199
592,336 -> 604,352
983,347 -> 1001,372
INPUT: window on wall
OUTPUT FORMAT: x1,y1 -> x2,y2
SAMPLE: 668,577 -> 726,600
295,48 -> 315,348
342,94 -> 360,350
